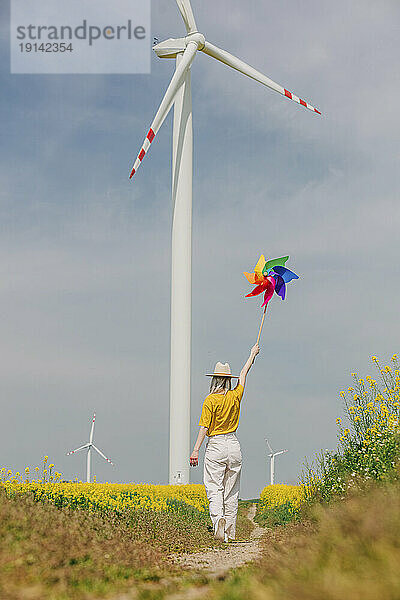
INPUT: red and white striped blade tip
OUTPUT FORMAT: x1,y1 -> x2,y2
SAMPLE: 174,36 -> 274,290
284,88 -> 321,114
129,128 -> 156,179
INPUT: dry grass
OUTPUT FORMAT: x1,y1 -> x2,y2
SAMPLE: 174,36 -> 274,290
204,483 -> 400,600
11,482 -> 400,600
0,488 -> 214,600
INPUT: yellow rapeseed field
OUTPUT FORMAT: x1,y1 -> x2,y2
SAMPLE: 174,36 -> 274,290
259,484 -> 305,514
0,459 -> 208,515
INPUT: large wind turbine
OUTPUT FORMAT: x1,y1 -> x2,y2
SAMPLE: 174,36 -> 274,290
266,438 -> 288,486
66,413 -> 114,483
129,0 -> 320,485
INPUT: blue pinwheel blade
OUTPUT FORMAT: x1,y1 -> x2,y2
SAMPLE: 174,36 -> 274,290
273,266 -> 299,284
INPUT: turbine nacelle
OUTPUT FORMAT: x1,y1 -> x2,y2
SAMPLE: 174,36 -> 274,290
153,33 -> 205,58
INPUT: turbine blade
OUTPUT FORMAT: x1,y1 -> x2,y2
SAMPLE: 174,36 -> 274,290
129,41 -> 198,179
176,0 -> 197,34
89,413 -> 96,443
202,41 -> 321,115
265,438 -> 274,454
66,444 -> 89,456
92,445 -> 114,466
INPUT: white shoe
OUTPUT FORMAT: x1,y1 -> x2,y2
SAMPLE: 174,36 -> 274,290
215,517 -> 226,541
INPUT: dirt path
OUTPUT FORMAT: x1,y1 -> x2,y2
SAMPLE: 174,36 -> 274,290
173,504 -> 264,578
110,506 -> 264,600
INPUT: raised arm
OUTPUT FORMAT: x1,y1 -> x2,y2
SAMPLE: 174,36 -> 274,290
239,343 -> 260,388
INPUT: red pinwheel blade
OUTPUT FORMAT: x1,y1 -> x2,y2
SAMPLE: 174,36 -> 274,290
245,284 -> 266,298
261,283 -> 275,307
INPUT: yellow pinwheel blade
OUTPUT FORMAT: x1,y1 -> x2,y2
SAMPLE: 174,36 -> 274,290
254,255 -> 266,276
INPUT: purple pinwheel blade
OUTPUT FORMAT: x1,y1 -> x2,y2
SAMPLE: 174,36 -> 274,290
272,274 -> 286,300
273,266 -> 299,283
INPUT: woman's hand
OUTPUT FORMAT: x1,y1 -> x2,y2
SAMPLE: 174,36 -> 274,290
190,449 -> 199,467
251,343 -> 260,358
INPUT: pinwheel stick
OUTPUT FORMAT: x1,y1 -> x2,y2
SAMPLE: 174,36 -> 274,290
256,307 -> 267,345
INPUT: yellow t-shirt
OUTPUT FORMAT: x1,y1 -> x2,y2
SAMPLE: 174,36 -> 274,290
199,384 -> 244,436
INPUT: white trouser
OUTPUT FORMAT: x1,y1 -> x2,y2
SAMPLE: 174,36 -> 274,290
203,432 -> 242,540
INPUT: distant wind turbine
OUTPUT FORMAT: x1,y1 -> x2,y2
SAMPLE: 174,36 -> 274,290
129,0 -> 320,485
66,413 -> 114,483
266,438 -> 287,485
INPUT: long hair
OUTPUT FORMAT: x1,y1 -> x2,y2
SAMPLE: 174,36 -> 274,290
210,376 -> 231,394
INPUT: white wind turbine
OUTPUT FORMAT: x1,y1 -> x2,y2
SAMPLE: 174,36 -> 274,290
66,413 -> 114,483
266,438 -> 288,486
129,0 -> 321,485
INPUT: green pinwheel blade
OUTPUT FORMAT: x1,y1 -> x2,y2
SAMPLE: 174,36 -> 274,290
262,256 -> 289,275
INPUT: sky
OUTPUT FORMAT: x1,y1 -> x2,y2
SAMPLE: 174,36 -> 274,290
1,0 -> 399,498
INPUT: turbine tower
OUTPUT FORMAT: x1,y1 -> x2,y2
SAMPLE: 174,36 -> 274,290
129,0 -> 320,485
266,438 -> 288,485
66,413 -> 114,483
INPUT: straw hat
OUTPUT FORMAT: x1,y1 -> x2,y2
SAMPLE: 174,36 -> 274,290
206,362 -> 239,378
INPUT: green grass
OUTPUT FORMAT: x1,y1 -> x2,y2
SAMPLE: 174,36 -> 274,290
255,500 -> 301,527
235,500 -> 256,540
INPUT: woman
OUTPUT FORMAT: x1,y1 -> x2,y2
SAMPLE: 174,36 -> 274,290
189,343 -> 260,541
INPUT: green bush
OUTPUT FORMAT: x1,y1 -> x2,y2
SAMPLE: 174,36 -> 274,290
303,354 -> 400,503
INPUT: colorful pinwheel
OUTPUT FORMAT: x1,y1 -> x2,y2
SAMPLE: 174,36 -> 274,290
244,255 -> 299,310
244,254 -> 299,344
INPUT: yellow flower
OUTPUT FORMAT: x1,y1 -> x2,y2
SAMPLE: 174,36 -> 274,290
371,356 -> 378,362
336,418 -> 341,425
